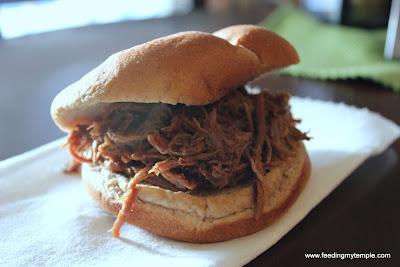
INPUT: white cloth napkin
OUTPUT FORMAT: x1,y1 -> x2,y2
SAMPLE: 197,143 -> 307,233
1,97 -> 399,267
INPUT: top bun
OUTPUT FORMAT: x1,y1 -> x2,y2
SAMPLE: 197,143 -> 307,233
213,25 -> 299,71
51,26 -> 299,131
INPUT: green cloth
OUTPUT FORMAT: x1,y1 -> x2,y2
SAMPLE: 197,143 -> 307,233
260,5 -> 400,92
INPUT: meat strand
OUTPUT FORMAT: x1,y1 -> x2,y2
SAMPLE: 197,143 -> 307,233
111,167 -> 153,237
147,132 -> 169,154
252,94 -> 267,219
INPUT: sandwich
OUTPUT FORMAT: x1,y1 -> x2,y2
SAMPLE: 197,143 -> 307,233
51,25 -> 310,243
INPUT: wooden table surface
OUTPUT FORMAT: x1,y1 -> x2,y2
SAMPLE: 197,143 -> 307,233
0,7 -> 399,267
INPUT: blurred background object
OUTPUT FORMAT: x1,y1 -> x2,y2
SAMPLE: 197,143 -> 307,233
301,0 -> 400,60
0,0 -> 397,38
340,0 -> 391,28
0,0 -> 194,39
385,0 -> 400,60
300,0 -> 343,23
262,4 -> 400,91
301,0 -> 392,28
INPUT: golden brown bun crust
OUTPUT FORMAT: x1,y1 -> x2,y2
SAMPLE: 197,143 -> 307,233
82,143 -> 310,243
51,26 -> 299,132
214,25 -> 300,71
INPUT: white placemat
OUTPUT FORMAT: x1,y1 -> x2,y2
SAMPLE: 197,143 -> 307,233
1,97 -> 399,267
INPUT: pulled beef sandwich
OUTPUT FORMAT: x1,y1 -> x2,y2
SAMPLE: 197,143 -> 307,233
51,25 -> 310,243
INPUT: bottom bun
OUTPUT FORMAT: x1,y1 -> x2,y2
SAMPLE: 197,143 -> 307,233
82,142 -> 310,243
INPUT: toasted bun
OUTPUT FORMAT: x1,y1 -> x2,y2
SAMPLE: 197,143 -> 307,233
81,142 -> 310,243
51,26 -> 299,131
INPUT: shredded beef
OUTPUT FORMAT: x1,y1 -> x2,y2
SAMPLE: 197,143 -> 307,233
67,89 -> 309,194
63,158 -> 81,174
